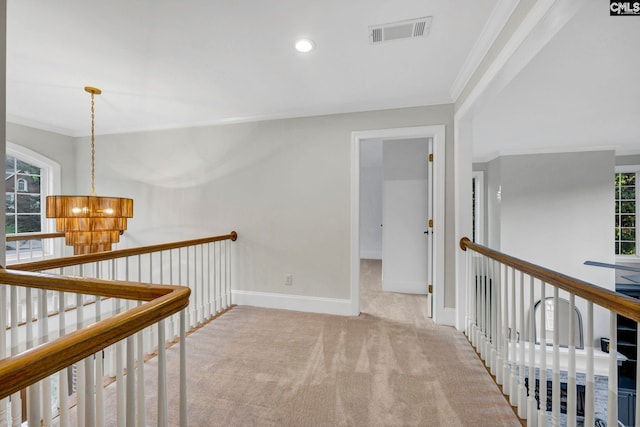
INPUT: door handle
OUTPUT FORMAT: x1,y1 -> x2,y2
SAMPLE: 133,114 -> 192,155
424,231 -> 429,234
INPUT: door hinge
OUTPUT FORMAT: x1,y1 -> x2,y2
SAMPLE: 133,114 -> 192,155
428,284 -> 433,294
428,153 -> 433,162
428,219 -> 433,228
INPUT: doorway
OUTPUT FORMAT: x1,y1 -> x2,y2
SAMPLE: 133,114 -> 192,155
350,125 -> 445,322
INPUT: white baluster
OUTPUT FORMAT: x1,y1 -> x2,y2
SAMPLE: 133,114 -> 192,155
77,293 -> 86,427
517,272 -> 527,418
115,340 -> 125,427
607,312 -> 618,427
126,335 -> 135,426
502,265 -> 510,395
180,309 -> 188,427
226,238 -> 232,308
527,277 -> 537,427
489,260 -> 497,374
200,245 -> 207,321
478,256 -> 485,359
157,320 -> 168,427
538,283 -> 548,427
169,250 -> 178,340
137,303 -> 146,427
509,268 -> 517,406
26,287 -> 42,426
85,355 -> 96,427
551,288 -> 560,426
214,241 -> 219,313
39,289 -> 52,426
208,243 -> 214,317
10,286 -> 21,427
58,291 -> 69,427
186,248 -> 195,328
472,254 -> 479,349
584,302 -> 594,426
95,299 -> 104,427
465,249 -> 472,338
495,262 -> 503,385
567,294 -> 576,427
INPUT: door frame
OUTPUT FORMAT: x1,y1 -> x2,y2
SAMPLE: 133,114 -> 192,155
350,125 -> 446,322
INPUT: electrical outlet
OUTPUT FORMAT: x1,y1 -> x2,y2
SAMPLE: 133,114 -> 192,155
285,274 -> 293,286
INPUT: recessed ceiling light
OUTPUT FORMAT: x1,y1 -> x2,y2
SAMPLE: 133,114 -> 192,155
295,39 -> 315,53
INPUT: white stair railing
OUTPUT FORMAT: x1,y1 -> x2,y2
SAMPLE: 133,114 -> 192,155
461,237 -> 640,427
2,231 -> 237,427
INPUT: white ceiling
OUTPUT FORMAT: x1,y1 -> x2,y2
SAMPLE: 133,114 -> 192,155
6,0 -> 498,136
9,1 -> 636,160
472,1 -> 640,161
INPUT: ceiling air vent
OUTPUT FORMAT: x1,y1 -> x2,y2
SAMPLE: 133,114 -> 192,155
369,17 -> 432,45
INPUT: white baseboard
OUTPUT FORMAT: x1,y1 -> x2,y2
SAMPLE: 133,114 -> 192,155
231,290 -> 355,316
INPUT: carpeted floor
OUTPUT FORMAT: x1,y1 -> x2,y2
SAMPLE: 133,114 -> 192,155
71,259 -> 521,426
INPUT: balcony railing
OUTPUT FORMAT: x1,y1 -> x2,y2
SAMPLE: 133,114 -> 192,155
1,231 -> 237,427
460,237 -> 640,427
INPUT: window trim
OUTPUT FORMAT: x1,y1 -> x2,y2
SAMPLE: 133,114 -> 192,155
6,142 -> 61,259
615,165 -> 640,262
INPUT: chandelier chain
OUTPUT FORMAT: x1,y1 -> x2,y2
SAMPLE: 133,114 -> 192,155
90,91 -> 96,196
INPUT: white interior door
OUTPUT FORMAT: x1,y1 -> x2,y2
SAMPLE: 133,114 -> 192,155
381,138 -> 431,295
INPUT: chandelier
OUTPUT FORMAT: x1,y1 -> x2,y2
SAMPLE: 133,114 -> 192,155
46,86 -> 133,255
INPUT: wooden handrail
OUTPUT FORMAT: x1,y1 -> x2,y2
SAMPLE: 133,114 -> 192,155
0,268 -> 191,399
6,232 -> 65,242
10,231 -> 238,272
460,237 -> 640,323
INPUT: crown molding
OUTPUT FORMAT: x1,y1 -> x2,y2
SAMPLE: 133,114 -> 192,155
449,0 -> 520,102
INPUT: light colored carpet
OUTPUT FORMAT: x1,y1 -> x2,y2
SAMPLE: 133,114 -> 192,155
68,259 -> 521,426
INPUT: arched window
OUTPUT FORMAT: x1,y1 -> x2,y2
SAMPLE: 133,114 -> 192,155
5,142 -> 61,257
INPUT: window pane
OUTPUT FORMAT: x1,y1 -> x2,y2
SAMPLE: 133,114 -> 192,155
621,214 -> 635,227
16,159 -> 40,176
16,194 -> 41,213
621,201 -> 636,213
621,228 -> 635,241
620,241 -> 636,255
17,215 -> 41,233
5,155 -> 15,174
5,194 -> 15,213
621,186 -> 635,200
617,172 -> 636,186
5,214 -> 15,234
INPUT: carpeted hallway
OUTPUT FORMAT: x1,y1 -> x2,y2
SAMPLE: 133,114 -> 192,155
137,259 -> 521,426
90,259 -> 521,426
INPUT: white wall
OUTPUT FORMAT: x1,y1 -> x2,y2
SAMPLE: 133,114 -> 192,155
359,139 -> 383,259
69,105 -> 455,314
496,150 -> 615,341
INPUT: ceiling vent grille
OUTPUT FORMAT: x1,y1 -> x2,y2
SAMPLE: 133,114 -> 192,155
369,17 -> 432,45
